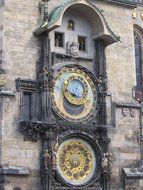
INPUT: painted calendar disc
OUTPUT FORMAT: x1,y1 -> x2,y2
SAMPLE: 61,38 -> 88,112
57,138 -> 96,186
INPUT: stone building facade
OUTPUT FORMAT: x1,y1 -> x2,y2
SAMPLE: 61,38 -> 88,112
0,0 -> 143,190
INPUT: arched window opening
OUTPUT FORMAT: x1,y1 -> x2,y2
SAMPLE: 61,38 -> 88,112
134,30 -> 142,92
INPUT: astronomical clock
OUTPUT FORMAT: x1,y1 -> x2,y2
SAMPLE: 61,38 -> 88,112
49,66 -> 102,189
17,0 -> 118,190
51,67 -> 97,123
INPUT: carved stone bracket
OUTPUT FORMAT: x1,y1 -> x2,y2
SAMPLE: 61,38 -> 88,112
19,121 -> 45,141
123,167 -> 143,189
19,120 -> 110,142
123,167 -> 143,178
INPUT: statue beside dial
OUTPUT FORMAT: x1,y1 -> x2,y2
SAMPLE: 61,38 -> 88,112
51,67 -> 97,122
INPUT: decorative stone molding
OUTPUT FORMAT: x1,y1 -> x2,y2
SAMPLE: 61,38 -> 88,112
16,78 -> 38,92
0,90 -> 16,97
19,120 -> 111,143
0,165 -> 30,176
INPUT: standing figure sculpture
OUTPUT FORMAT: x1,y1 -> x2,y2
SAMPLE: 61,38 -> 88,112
52,138 -> 59,170
44,149 -> 51,169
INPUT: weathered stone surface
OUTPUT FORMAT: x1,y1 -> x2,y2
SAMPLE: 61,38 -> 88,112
0,0 -> 143,189
0,165 -> 30,175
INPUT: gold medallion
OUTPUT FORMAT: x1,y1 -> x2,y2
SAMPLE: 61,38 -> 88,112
57,138 -> 96,186
0,74 -> 7,87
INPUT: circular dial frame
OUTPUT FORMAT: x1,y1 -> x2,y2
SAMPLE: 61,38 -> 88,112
57,138 -> 96,186
51,67 -> 97,122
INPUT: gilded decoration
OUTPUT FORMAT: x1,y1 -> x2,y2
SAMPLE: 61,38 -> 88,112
132,8 -> 137,19
57,138 -> 96,186
51,67 -> 97,122
0,74 -> 7,87
67,20 -> 74,30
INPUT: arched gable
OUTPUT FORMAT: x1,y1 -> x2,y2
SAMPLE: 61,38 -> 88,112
34,0 -> 119,45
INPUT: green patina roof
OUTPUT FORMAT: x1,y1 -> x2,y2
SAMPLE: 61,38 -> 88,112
48,0 -> 120,40
106,0 -> 137,6
48,0 -> 77,27
48,6 -> 64,27
33,0 -> 125,42
48,0 -> 137,30
33,0 -> 74,35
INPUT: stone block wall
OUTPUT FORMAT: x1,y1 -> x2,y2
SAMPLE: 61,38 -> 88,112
0,0 -> 4,81
0,1 -> 4,189
124,177 -> 143,190
108,106 -> 141,188
0,0 -> 143,189
98,2 -> 136,102
1,0 -> 41,189
0,1 -> 4,55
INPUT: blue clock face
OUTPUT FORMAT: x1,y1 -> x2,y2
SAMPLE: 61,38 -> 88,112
67,79 -> 84,98
52,67 -> 97,122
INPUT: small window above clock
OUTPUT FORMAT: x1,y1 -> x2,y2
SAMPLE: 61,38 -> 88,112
55,32 -> 64,48
78,36 -> 86,51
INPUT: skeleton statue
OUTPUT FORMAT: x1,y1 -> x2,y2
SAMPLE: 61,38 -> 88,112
102,153 -> 113,178
67,41 -> 79,58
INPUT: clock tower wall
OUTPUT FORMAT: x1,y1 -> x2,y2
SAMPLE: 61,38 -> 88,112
0,0 -> 41,189
0,0 -> 143,190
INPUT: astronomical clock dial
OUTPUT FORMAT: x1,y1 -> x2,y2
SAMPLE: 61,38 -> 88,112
57,138 -> 97,186
51,67 -> 97,122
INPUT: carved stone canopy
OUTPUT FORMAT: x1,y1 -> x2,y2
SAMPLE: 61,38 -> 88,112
34,0 -> 119,45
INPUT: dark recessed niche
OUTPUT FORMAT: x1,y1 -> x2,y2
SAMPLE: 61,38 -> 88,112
78,36 -> 86,51
13,187 -> 21,190
22,92 -> 32,121
55,32 -> 64,48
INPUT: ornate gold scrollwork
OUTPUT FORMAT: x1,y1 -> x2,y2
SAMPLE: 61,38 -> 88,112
57,138 -> 96,186
0,74 -> 7,87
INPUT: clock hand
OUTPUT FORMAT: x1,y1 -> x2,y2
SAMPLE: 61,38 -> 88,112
75,84 -> 81,98
73,83 -> 79,96
67,87 -> 75,96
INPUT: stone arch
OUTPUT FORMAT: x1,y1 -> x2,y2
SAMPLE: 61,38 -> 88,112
133,24 -> 143,91
48,0 -> 118,45
34,0 -> 119,45
134,24 -> 143,42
